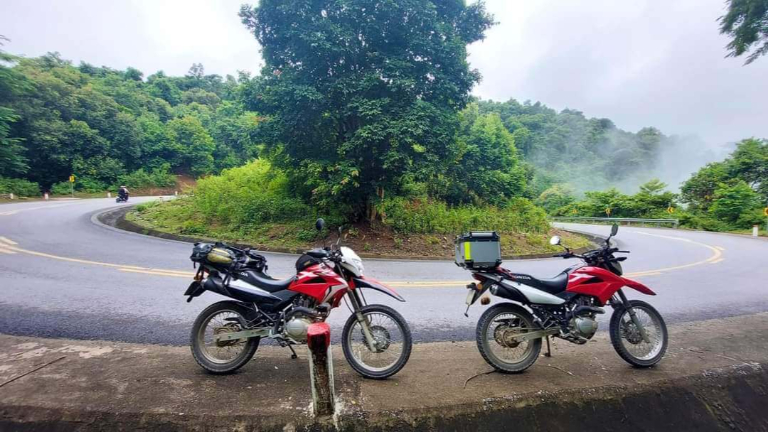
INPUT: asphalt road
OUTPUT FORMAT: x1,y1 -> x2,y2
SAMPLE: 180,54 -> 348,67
1,197 -> 766,346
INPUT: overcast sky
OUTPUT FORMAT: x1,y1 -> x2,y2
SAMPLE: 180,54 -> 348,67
2,0 -> 766,148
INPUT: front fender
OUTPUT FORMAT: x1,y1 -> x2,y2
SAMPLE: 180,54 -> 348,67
621,277 -> 656,296
352,277 -> 405,302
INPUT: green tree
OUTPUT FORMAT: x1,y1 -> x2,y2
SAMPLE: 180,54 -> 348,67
710,180 -> 760,226
0,108 -> 27,176
536,183 -> 575,213
639,178 -> 667,195
239,0 -> 494,219
680,162 -> 731,211
0,39 -> 29,176
447,109 -> 526,205
728,138 -> 768,201
719,0 -> 768,64
167,116 -> 215,176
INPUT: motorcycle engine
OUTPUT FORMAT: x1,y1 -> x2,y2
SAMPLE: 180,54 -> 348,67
570,316 -> 599,340
284,316 -> 313,342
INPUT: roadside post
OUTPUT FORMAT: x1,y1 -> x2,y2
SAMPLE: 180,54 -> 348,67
753,225 -> 759,237
9,193 -> 14,200
306,322 -> 335,417
107,192 -> 111,198
44,193 -> 49,200
69,175 -> 76,198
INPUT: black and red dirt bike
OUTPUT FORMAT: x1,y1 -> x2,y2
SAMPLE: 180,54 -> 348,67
461,224 -> 668,373
184,218 -> 412,379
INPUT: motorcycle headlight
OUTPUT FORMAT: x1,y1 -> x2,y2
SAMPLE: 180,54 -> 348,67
340,246 -> 364,276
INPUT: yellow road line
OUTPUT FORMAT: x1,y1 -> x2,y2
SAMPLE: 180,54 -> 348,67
628,231 -> 723,273
0,230 -> 725,286
0,203 -> 74,217
0,236 -> 18,245
119,268 -> 193,278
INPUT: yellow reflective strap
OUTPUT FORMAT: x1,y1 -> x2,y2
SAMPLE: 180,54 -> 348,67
465,242 -> 471,260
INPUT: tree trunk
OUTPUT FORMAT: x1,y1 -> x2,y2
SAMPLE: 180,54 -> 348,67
365,187 -> 385,223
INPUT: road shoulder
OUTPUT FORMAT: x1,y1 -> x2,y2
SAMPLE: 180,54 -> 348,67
1,313 -> 767,431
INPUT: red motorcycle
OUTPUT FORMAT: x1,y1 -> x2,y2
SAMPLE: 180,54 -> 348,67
184,219 -> 412,379
459,224 -> 667,373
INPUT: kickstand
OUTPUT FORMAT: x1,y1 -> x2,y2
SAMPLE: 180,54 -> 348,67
544,336 -> 552,358
288,345 -> 298,360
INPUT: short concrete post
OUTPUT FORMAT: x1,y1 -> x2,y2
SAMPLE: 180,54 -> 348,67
753,225 -> 759,237
107,192 -> 112,198
175,190 -> 178,196
9,193 -> 14,200
307,322 -> 335,417
44,193 -> 49,200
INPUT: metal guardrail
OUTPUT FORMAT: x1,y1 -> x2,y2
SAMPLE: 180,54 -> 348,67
552,216 -> 679,228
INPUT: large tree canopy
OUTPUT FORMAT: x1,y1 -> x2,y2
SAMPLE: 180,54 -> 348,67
719,0 -> 768,64
239,0 -> 494,219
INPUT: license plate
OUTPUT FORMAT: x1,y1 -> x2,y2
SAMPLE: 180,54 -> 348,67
465,290 -> 476,306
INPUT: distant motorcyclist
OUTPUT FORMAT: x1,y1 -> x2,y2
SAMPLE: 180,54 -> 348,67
117,186 -> 129,203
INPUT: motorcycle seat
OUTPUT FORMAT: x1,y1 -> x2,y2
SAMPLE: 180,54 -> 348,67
532,272 -> 569,294
243,271 -> 296,293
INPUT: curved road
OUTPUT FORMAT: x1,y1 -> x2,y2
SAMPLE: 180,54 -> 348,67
1,198 -> 766,345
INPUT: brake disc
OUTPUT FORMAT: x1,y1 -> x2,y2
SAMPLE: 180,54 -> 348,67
369,325 -> 391,351
622,321 -> 643,344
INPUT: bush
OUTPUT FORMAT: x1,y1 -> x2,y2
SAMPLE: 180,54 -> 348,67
118,165 -> 176,189
191,159 -> 328,227
0,177 -> 41,197
379,197 -> 549,234
50,181 -> 74,195
51,177 -> 108,194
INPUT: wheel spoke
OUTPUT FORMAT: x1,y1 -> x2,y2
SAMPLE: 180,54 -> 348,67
347,311 -> 405,372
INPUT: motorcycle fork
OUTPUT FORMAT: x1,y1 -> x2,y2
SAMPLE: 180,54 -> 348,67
348,289 -> 378,352
615,289 -> 650,343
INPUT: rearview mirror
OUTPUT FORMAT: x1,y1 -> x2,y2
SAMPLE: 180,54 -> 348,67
549,236 -> 561,246
611,223 -> 619,236
315,218 -> 325,231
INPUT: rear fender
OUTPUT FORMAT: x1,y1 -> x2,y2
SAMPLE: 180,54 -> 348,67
184,281 -> 205,302
621,277 -> 656,296
352,277 -> 405,302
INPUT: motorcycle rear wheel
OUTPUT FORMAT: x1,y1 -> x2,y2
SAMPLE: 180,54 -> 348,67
476,303 -> 541,373
341,304 -> 412,379
190,301 -> 260,374
609,299 -> 667,368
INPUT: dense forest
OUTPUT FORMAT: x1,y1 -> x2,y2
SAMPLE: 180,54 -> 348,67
0,48 -> 260,194
1,0 -> 766,237
0,51 -> 685,199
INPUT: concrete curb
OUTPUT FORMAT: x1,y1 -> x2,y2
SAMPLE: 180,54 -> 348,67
1,363 -> 765,431
3,312 -> 768,432
94,205 -> 601,262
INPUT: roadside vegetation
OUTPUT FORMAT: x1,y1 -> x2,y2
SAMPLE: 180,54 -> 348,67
128,161 -> 590,256
546,138 -> 767,232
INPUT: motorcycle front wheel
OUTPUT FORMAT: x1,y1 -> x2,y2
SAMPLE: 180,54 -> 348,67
190,301 -> 260,374
341,304 -> 412,379
476,303 -> 541,373
609,299 -> 668,367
